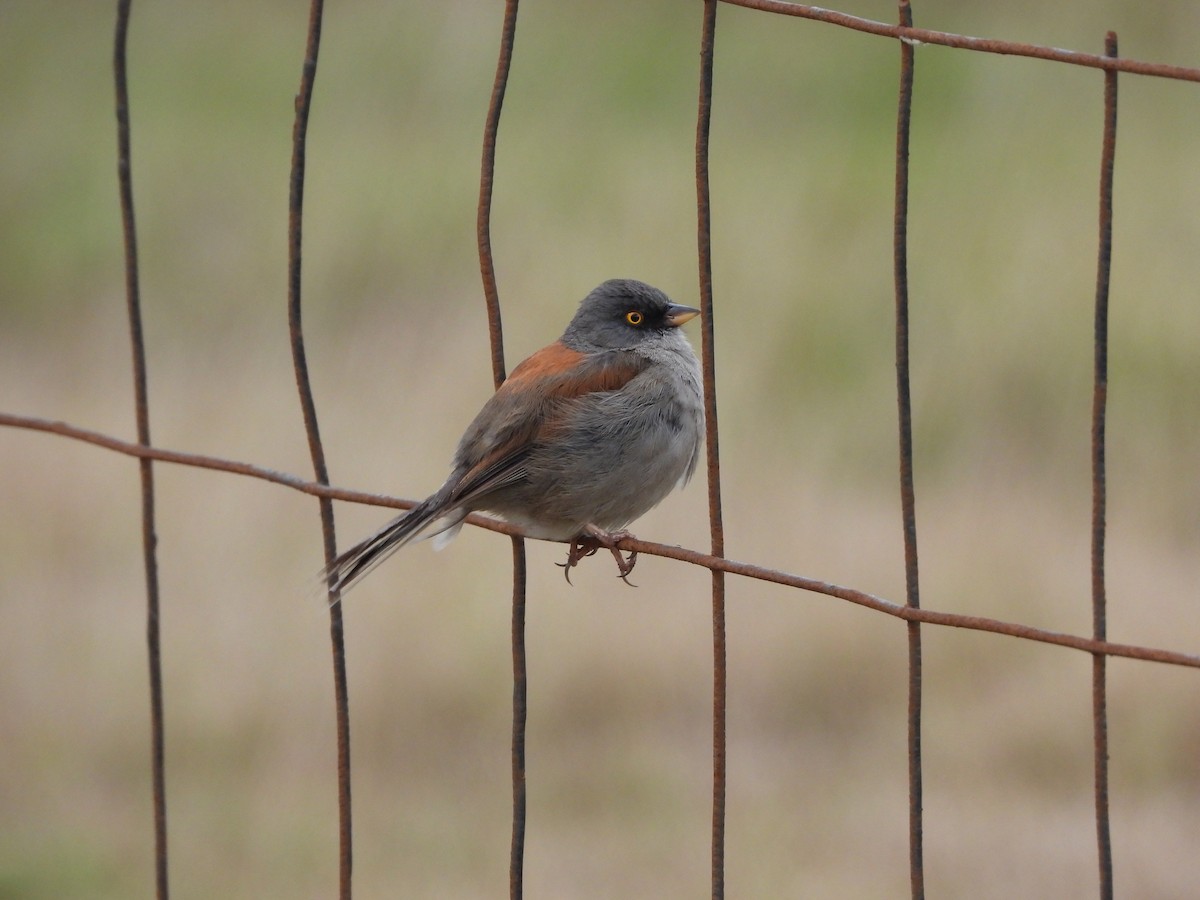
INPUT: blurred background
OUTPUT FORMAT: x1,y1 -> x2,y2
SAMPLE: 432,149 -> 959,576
2,1 -> 1198,896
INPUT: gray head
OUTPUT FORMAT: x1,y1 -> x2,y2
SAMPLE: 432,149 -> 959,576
561,279 -> 699,351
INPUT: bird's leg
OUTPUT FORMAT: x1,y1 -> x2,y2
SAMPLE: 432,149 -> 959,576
556,524 -> 638,585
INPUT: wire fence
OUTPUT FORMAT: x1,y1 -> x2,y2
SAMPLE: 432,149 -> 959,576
3,1 -> 1200,898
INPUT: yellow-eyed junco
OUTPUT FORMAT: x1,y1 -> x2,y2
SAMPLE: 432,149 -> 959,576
324,278 -> 704,592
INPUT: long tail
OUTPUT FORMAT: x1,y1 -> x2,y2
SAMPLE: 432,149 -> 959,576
322,492 -> 466,595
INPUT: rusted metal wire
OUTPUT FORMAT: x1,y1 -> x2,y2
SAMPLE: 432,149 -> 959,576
112,3 -> 168,897
892,3 -> 923,896
478,0 -> 519,391
719,0 -> 1200,83
695,2 -> 728,896
1091,31 -> 1119,900
286,1 -> 353,897
505,539 -> 528,900
9,407 -> 1200,675
474,1 -> 527,896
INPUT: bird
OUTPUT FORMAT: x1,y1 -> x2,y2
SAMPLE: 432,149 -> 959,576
322,278 -> 705,594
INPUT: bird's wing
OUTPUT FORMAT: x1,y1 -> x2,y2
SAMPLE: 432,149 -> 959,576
446,341 -> 649,507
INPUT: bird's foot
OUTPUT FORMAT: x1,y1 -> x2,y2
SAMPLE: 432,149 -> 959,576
557,525 -> 638,586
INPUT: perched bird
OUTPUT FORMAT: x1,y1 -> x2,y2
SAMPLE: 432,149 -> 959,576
323,278 -> 704,593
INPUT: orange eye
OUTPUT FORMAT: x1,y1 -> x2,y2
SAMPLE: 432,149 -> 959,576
625,310 -> 644,326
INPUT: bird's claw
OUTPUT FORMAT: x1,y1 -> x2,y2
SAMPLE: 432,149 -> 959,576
556,528 -> 638,586
556,538 -> 598,585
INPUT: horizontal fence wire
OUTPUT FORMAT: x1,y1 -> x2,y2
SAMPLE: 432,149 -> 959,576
720,0 -> 1200,82
4,412 -> 1198,671
1,3 -> 1198,898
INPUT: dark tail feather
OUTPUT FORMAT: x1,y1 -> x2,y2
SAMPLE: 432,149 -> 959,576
322,493 -> 464,595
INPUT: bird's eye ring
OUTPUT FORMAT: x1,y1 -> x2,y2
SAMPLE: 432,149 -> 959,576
625,310 -> 644,326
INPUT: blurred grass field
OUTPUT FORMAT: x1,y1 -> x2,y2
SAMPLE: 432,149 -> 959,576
2,1 -> 1199,897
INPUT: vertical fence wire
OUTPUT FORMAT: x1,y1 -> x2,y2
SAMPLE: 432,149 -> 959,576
893,3 -> 924,896
286,2 -> 354,897
478,0 -> 519,390
695,2 -> 728,896
1091,30 -> 1119,900
505,541 -> 528,899
113,3 -> 169,897
474,2 -> 527,896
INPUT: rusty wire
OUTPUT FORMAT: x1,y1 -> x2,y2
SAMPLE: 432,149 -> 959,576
112,2 -> 168,897
720,0 -> 1200,83
1091,31 -> 1119,900
6,409 -> 1199,676
891,2 -> 923,896
474,1 -> 526,896
1,3 -> 1198,898
694,3 -> 728,896
285,1 -> 354,897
